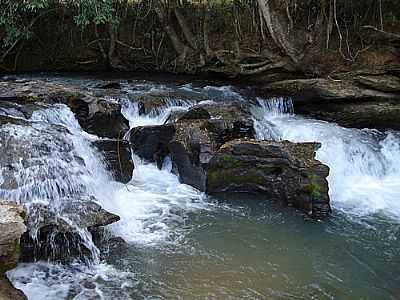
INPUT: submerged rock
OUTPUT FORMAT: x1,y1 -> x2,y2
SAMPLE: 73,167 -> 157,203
206,139 -> 331,217
93,139 -> 134,183
0,201 -> 27,300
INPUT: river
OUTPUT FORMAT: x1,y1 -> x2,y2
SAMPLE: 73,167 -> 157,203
3,74 -> 400,300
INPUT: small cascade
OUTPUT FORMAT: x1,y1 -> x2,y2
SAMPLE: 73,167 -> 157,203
120,98 -> 192,128
102,95 -> 208,245
4,86 -> 207,299
252,97 -> 400,219
0,104 -> 111,262
251,97 -> 294,141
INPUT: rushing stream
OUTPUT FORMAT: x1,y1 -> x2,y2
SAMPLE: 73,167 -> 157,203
4,75 -> 400,299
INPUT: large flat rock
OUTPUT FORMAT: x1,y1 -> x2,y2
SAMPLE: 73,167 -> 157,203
0,201 -> 26,273
0,201 -> 27,300
206,139 -> 331,217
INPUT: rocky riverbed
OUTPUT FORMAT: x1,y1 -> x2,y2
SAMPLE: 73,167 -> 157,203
0,74 -> 399,299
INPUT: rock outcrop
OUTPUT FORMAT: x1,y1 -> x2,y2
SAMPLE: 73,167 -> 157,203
130,103 -> 256,190
129,102 -> 331,217
0,201 -> 27,300
0,79 -> 129,138
260,70 -> 400,130
0,202 -> 26,274
206,139 -> 331,217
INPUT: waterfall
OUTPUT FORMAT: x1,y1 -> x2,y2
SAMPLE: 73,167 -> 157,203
5,88 -> 208,299
0,104 -> 111,262
252,97 -> 400,220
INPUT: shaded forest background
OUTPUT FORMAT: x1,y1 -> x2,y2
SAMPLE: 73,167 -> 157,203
1,0 -> 399,79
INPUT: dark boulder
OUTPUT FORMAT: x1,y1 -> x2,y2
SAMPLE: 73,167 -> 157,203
93,139 -> 134,183
167,104 -> 255,190
95,82 -> 121,89
177,106 -> 210,121
129,124 -> 175,168
180,103 -> 256,144
67,98 -> 129,139
206,139 -> 331,217
169,120 -> 220,191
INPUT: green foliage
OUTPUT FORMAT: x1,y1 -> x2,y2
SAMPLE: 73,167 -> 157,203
0,0 -> 116,49
303,175 -> 324,198
69,0 -> 115,27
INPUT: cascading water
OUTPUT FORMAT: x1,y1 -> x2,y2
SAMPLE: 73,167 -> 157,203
0,104 -> 108,261
6,82 -> 210,299
252,97 -> 400,220
100,97 -> 209,245
3,76 -> 400,300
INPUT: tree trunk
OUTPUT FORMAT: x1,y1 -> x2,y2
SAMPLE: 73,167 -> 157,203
154,1 -> 186,57
174,8 -> 197,49
256,0 -> 302,64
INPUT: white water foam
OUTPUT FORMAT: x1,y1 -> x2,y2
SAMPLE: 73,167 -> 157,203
7,261 -> 136,300
120,98 -> 192,128
104,97 -> 208,244
252,97 -> 400,220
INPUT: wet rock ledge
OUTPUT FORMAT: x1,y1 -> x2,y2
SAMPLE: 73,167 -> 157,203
0,201 -> 27,300
0,79 -> 129,138
257,68 -> 400,130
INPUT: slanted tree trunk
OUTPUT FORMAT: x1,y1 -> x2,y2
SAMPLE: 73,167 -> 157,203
174,8 -> 197,49
256,0 -> 302,64
154,0 -> 188,63
256,0 -> 330,72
